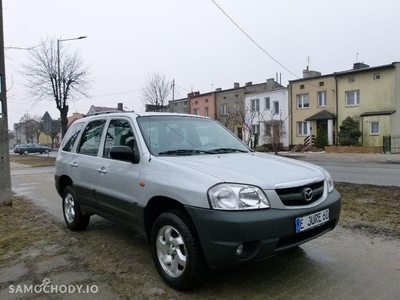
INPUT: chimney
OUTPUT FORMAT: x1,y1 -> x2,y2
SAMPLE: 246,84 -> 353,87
266,78 -> 275,90
117,103 -> 123,111
353,62 -> 370,70
215,88 -> 222,91
194,91 -> 200,96
245,81 -> 252,86
233,82 -> 240,89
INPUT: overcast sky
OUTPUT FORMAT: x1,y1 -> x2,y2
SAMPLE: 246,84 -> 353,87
3,0 -> 400,129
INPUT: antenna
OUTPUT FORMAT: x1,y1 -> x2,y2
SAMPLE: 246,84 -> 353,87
356,53 -> 359,63
307,56 -> 310,70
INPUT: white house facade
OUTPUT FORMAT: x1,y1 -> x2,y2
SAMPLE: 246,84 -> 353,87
244,88 -> 289,149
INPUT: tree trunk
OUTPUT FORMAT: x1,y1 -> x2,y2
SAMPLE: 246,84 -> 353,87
60,107 -> 69,138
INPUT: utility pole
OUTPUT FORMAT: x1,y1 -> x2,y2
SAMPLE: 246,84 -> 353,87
171,79 -> 175,101
0,0 -> 12,205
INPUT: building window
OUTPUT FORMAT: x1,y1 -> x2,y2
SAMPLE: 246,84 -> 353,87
193,108 -> 200,115
265,124 -> 271,136
297,122 -> 308,136
273,101 -> 279,114
221,104 -> 228,115
346,90 -> 360,106
205,99 -> 209,103
297,94 -> 309,109
205,107 -> 209,117
370,122 -> 379,135
319,81 -> 324,87
300,84 -> 305,89
184,101 -> 188,105
349,77 -> 355,83
318,91 -> 327,107
251,98 -> 260,112
195,100 -> 198,104
265,97 -> 270,110
252,124 -> 260,134
374,73 -> 381,80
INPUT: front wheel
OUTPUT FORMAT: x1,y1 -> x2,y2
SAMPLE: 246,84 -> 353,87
62,186 -> 90,231
150,210 -> 207,290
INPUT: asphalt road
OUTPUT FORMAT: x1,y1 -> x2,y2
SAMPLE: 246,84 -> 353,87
294,157 -> 400,187
10,165 -> 400,299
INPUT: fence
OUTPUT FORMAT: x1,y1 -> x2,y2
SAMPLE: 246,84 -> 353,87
325,146 -> 382,154
383,135 -> 400,154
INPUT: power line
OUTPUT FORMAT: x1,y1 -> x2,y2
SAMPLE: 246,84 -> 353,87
211,1 -> 302,79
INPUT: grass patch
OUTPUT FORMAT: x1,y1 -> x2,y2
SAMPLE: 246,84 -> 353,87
335,182 -> 400,237
10,155 -> 56,167
0,196 -> 60,260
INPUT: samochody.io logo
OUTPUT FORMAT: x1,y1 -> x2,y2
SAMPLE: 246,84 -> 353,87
8,278 -> 99,295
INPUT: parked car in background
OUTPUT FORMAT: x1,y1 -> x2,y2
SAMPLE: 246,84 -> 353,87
14,143 -> 51,155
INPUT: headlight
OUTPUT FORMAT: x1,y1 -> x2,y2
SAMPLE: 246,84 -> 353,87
208,184 -> 270,210
324,170 -> 334,193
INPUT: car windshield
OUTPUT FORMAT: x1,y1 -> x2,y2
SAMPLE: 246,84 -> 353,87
137,115 -> 251,156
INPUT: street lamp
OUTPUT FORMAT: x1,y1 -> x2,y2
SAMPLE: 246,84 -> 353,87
57,36 -> 87,104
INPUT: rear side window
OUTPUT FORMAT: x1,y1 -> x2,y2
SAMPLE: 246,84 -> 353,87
77,119 -> 106,156
62,123 -> 84,152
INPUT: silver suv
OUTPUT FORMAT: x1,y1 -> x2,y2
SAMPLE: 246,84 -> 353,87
55,112 -> 341,290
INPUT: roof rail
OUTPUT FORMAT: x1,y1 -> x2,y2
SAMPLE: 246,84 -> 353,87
84,110 -> 135,117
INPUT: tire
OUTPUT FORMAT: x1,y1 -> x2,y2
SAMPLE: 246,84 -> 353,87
150,210 -> 207,290
45,149 -> 49,154
62,186 -> 90,231
40,152 -> 43,154
23,150 -> 28,155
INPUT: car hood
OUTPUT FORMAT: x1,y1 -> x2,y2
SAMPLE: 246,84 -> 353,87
158,152 -> 326,189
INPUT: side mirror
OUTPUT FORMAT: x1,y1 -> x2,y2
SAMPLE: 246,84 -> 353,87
109,146 -> 140,163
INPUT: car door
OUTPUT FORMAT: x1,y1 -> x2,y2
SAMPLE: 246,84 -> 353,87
71,118 -> 107,208
93,118 -> 142,226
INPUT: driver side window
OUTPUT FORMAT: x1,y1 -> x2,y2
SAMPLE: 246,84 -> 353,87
103,119 -> 135,157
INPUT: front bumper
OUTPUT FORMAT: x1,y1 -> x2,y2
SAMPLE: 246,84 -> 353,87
186,189 -> 341,269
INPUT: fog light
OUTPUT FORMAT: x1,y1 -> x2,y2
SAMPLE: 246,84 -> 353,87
236,244 -> 244,256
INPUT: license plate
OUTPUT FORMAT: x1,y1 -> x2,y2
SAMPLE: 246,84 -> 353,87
295,209 -> 329,233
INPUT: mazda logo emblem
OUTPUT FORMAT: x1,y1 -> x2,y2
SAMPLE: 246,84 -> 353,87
303,188 -> 313,201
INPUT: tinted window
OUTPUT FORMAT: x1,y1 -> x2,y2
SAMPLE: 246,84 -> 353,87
103,119 -> 135,157
62,123 -> 84,152
77,119 -> 106,156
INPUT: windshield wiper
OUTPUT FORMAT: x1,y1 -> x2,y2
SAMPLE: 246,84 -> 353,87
207,148 -> 249,154
158,149 -> 214,156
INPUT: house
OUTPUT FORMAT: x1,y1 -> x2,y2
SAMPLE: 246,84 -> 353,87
335,62 -> 399,147
168,97 -> 190,114
289,69 -> 337,147
244,80 -> 288,149
87,103 -> 124,115
189,91 -> 216,118
289,62 -> 400,148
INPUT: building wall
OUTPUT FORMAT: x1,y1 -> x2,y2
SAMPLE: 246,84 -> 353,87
215,88 -> 245,133
169,98 -> 189,114
244,88 -> 289,148
290,76 -> 336,146
336,66 -> 397,146
190,93 -> 216,118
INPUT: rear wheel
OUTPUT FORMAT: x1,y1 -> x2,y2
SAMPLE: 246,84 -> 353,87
62,186 -> 90,231
150,210 -> 207,290
23,150 -> 28,155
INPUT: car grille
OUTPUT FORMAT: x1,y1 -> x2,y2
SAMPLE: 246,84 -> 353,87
275,181 -> 324,206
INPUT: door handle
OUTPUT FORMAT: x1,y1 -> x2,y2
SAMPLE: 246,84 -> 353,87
70,162 -> 78,168
97,167 -> 107,174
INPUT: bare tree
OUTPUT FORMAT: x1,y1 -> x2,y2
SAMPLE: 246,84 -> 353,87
48,119 -> 61,149
22,38 -> 91,138
32,115 -> 43,143
20,113 -> 36,143
260,109 -> 290,155
140,71 -> 171,107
